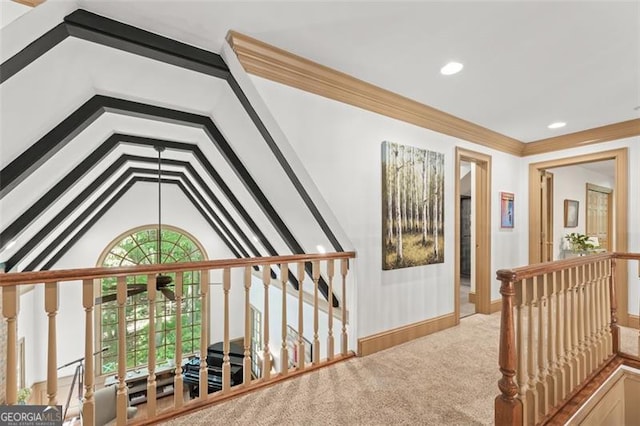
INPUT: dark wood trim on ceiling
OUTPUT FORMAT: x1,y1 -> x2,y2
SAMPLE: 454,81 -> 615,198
0,96 -> 304,262
225,31 -> 640,157
0,10 -> 228,85
33,177 -> 240,271
1,9 -> 345,254
1,136 -> 267,263
226,76 -> 344,252
5,156 -> 257,271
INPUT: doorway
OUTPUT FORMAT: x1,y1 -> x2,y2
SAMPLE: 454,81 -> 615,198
528,148 -> 629,325
455,148 -> 491,322
459,162 -> 474,318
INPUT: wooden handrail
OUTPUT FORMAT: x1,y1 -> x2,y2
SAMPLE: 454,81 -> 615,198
495,251 -> 640,425
3,251 -> 357,424
0,252 -> 356,286
496,252 -> 612,282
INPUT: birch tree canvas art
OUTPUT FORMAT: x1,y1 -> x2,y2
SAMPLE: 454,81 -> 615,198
381,141 -> 445,270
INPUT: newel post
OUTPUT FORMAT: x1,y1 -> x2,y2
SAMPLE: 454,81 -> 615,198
495,273 -> 522,426
609,258 -> 619,354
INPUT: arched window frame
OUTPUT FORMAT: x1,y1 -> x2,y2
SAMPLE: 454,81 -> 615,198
95,225 -> 208,375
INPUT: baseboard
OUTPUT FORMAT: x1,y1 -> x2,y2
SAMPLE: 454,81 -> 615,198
490,299 -> 502,314
629,314 -> 639,329
357,313 -> 456,357
468,291 -> 476,303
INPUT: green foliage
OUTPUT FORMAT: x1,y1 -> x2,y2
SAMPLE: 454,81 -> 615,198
565,232 -> 598,252
100,227 -> 204,374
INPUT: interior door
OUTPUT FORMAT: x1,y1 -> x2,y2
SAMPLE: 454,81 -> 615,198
586,183 -> 612,250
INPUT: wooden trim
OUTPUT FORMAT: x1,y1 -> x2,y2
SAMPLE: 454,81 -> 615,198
543,355 -> 623,425
0,252 -> 357,286
468,291 -> 476,304
455,148 -> 492,316
523,119 -> 640,156
629,314 -> 639,329
226,31 -> 523,156
528,148 -> 628,325
11,0 -> 45,7
226,32 -> 640,158
490,298 -> 502,314
357,313 -> 456,357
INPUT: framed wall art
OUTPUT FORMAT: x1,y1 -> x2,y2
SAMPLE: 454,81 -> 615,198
500,192 -> 514,229
381,141 -> 445,270
564,199 -> 579,227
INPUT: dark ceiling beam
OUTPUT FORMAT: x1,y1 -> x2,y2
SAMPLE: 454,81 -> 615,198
0,134 -> 270,259
33,176 -> 237,271
1,9 -> 345,255
0,96 -> 303,262
6,159 -> 258,271
64,9 -> 229,79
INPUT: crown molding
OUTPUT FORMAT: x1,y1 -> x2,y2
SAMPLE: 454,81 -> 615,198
227,31 -> 640,158
226,31 -> 524,157
523,118 -> 640,156
11,0 -> 45,7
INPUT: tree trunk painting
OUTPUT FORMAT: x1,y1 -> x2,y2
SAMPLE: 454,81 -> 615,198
382,141 -> 444,270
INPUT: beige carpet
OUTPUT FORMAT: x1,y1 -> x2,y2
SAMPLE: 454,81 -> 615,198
163,313 -> 500,426
157,313 -> 638,426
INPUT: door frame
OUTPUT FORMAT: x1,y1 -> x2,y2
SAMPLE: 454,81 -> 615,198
455,147 -> 492,322
528,148 -> 628,325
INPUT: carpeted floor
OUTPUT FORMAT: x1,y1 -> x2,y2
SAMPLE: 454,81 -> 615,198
155,312 -> 638,426
163,313 -> 500,426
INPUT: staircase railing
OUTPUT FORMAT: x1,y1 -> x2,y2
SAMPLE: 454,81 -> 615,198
0,252 -> 355,425
495,252 -> 640,425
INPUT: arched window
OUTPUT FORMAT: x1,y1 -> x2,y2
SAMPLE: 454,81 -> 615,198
98,226 -> 205,374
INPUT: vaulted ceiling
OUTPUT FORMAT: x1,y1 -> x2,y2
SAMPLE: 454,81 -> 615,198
0,4 -> 348,309
6,1 -> 636,143
1,1 -> 638,275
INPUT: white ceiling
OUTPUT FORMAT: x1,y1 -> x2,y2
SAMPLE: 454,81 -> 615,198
64,0 -> 640,143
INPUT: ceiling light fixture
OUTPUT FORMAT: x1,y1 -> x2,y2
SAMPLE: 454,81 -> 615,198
547,121 -> 566,129
316,245 -> 326,254
440,61 -> 463,76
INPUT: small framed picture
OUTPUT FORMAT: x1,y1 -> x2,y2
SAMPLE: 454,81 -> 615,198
500,192 -> 514,229
564,199 -> 579,227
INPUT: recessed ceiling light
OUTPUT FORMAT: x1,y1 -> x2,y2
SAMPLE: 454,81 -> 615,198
316,245 -> 326,254
440,62 -> 463,75
547,121 -> 566,129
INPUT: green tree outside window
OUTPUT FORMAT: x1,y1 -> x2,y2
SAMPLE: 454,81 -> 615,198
99,227 -> 204,374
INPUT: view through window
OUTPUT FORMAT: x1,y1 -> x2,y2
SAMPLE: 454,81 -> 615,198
99,227 -> 204,374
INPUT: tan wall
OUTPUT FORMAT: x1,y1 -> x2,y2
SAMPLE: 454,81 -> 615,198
625,373 -> 640,423
569,367 -> 640,425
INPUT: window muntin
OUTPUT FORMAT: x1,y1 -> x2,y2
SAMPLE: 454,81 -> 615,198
99,228 -> 203,374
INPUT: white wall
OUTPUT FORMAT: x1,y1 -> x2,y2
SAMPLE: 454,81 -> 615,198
248,272 -> 336,370
549,164 -> 614,260
249,76 -> 528,338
